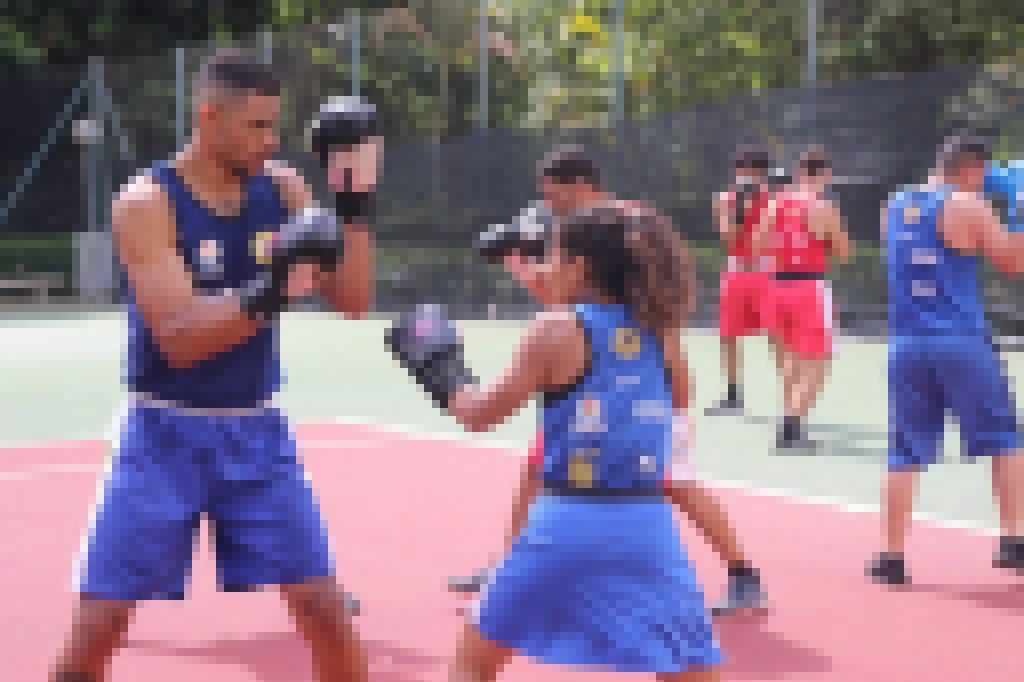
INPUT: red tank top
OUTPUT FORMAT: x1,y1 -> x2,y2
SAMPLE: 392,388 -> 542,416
767,191 -> 828,273
727,187 -> 768,262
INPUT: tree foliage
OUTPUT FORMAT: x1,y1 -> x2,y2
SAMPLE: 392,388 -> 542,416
0,1 -> 384,64
1,1 -> 1021,136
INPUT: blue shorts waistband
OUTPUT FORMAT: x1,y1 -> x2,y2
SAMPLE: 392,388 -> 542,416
130,394 -> 277,417
540,485 -> 663,501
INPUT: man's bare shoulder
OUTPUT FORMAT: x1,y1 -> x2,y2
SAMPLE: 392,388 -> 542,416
533,306 -> 580,330
112,171 -> 169,231
942,190 -> 990,221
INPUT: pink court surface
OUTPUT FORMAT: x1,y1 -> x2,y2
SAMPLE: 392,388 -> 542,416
2,421 -> 1022,682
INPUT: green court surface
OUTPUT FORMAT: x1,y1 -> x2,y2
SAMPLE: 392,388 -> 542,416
0,311 -> 1018,530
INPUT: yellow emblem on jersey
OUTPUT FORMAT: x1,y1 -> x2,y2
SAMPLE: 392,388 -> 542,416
613,327 -> 641,360
568,448 -> 597,488
251,231 -> 276,266
903,205 -> 921,224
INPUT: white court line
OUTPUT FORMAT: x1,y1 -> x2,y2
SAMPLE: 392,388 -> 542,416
0,463 -> 102,481
0,416 -> 1002,535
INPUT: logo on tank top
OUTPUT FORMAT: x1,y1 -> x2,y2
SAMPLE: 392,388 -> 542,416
637,452 -> 657,473
568,448 -> 598,488
903,204 -> 921,224
252,230 -> 277,266
573,395 -> 605,433
195,239 -> 223,278
613,327 -> 641,360
633,400 -> 673,422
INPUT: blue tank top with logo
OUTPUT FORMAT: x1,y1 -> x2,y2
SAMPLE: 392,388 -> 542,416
541,303 -> 674,492
886,185 -> 988,339
122,161 -> 287,408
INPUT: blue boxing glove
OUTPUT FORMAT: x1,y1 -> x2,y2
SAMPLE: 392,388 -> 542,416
239,206 -> 343,320
386,304 -> 478,409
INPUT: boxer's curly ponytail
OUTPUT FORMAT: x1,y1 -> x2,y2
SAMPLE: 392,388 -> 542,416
559,202 -> 696,336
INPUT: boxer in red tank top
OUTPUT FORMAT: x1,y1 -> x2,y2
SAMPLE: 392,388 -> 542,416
756,149 -> 851,449
707,144 -> 781,416
452,146 -> 768,615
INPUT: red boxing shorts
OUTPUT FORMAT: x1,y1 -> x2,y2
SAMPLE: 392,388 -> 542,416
719,266 -> 770,339
767,278 -> 835,358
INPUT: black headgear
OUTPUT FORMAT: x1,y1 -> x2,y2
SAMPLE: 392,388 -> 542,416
309,96 -> 378,166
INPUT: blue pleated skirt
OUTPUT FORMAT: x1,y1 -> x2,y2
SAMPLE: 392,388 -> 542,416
474,495 -> 723,672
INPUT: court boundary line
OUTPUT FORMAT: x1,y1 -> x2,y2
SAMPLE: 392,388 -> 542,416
0,416 -> 1001,536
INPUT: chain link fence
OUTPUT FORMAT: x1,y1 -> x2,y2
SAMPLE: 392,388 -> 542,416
1,16 -> 1022,335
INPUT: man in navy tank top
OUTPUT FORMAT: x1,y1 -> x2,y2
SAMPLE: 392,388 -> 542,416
870,134 -> 1024,585
50,49 -> 375,682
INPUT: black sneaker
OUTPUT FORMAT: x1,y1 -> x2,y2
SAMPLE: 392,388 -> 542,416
343,592 -> 361,616
447,568 -> 492,595
705,396 -> 744,416
775,430 -> 820,453
711,571 -> 769,616
993,537 -> 1024,572
867,553 -> 910,585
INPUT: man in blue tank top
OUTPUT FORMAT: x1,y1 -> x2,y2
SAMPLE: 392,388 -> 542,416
870,134 -> 1024,586
51,50 -> 376,682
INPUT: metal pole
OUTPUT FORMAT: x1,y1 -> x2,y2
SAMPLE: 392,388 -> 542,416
613,0 -> 625,187
87,58 -> 101,236
79,57 -> 103,304
478,0 -> 490,229
807,0 -> 817,85
805,0 -> 819,148
95,59 -> 110,234
262,28 -> 273,65
176,46 -> 186,147
351,9 -> 361,97
479,0 -> 489,131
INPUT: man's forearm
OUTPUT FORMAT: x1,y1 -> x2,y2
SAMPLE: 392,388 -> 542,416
160,295 -> 265,369
323,226 -> 374,317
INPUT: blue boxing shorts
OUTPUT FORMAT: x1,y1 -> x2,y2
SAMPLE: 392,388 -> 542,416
75,401 -> 334,601
888,335 -> 1021,471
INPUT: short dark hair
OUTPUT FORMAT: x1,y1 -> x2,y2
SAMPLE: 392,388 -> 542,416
195,48 -> 280,99
731,144 -> 773,171
937,133 -> 991,171
539,145 -> 602,186
799,147 -> 831,177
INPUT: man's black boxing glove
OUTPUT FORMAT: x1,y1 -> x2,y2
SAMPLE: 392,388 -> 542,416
733,178 -> 760,228
239,207 -> 343,320
474,203 -> 551,265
